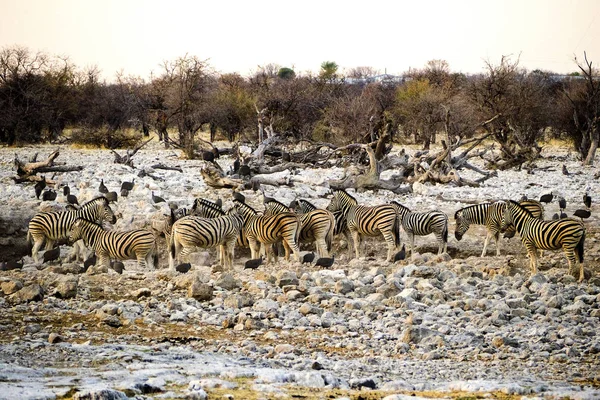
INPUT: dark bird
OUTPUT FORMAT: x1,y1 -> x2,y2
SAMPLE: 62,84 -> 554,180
62,183 -> 70,196
120,188 -> 129,198
302,252 -> 316,264
315,255 -> 335,268
244,257 -> 263,270
238,164 -> 251,178
42,189 -> 57,201
215,198 -> 223,208
560,212 -> 568,219
0,260 -> 23,271
99,179 -> 108,194
393,244 -> 406,262
562,164 -> 570,175
519,194 -> 528,202
175,262 -> 192,273
574,209 -> 591,220
34,177 -> 46,199
43,247 -> 61,263
83,253 -> 97,270
584,193 -> 592,210
232,191 -> 245,203
105,191 -> 118,203
558,197 -> 567,211
233,158 -> 240,174
67,194 -> 79,205
539,192 -> 553,204
110,260 -> 125,274
202,151 -> 215,162
152,191 -> 166,204
121,179 -> 135,191
552,213 -> 559,220
282,151 -> 291,162
251,180 -> 261,192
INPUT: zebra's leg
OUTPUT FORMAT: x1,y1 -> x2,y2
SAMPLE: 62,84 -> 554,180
145,250 -> 155,269
225,239 -> 236,270
98,253 -> 111,269
31,236 -> 45,264
350,229 -> 361,259
344,229 -> 354,258
168,238 -> 182,270
382,230 -> 397,262
523,241 -> 539,275
136,253 -> 147,269
409,232 -> 416,261
481,231 -> 493,257
249,239 -> 260,260
44,239 -> 55,251
282,240 -> 291,261
316,236 -> 329,258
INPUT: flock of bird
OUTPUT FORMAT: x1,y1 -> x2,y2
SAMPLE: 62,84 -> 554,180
535,191 -> 592,221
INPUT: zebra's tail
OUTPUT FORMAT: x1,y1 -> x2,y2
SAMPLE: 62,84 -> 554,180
326,212 -> 335,252
394,212 -> 401,247
26,230 -> 32,255
577,230 -> 585,263
442,222 -> 449,244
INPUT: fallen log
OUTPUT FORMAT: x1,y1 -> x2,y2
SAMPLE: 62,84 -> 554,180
111,137 -> 153,167
200,164 -> 245,190
150,163 -> 183,173
14,149 -> 60,177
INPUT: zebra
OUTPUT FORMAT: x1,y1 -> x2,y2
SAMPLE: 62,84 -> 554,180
234,199 -> 301,264
68,218 -> 157,269
264,199 -> 335,257
168,208 -> 245,270
192,197 -> 223,213
501,200 -> 586,281
326,189 -> 400,262
391,200 -> 448,260
454,201 -> 508,257
503,199 -> 545,239
28,196 -> 117,263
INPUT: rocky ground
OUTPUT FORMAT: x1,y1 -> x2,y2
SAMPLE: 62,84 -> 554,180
0,142 -> 599,399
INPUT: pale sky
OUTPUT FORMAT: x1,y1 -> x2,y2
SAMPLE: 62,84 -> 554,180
1,0 -> 599,80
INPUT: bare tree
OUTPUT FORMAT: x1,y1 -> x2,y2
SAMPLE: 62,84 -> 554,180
561,52 -> 600,165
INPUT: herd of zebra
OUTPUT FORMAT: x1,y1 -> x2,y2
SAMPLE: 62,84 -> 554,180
24,183 -> 592,282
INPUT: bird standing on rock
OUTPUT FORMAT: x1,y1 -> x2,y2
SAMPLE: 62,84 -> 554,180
99,179 -> 108,194
67,194 -> 79,205
34,177 -> 46,199
105,191 -> 118,203
393,244 -> 406,262
110,260 -> 125,274
63,183 -> 70,197
315,255 -> 335,268
574,209 -> 591,220
152,191 -> 166,204
558,197 -> 567,211
121,179 -> 135,191
175,262 -> 191,273
43,247 -> 61,263
0,260 -> 23,271
120,188 -> 129,198
539,192 -> 553,203
562,164 -> 570,176
302,252 -> 315,264
42,189 -> 57,201
244,257 -> 263,270
584,193 -> 592,210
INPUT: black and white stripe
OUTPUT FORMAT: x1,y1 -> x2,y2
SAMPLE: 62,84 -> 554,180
235,199 -> 301,264
265,199 -> 335,257
391,201 -> 448,259
69,218 -> 157,269
454,201 -> 509,257
502,200 -> 586,281
27,196 -> 117,263
326,189 -> 400,261
168,208 -> 245,269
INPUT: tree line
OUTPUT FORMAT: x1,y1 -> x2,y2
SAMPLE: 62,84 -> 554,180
1,45 -> 599,166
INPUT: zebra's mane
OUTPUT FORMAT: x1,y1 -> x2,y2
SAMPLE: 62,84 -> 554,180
264,198 -> 290,211
298,199 -> 317,210
508,199 -> 535,217
73,217 -> 103,229
454,202 -> 492,220
81,196 -> 109,207
391,200 -> 410,213
333,189 -> 357,203
233,199 -> 258,215
193,197 -> 222,211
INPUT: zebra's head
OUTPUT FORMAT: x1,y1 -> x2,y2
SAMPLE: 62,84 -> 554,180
454,209 -> 468,241
94,197 -> 117,224
499,200 -> 514,232
326,190 -> 356,212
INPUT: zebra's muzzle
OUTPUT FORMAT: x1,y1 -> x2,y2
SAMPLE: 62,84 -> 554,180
454,231 -> 463,241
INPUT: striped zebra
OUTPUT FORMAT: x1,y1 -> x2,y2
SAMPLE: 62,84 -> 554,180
326,189 -> 400,262
264,199 -> 335,257
68,218 -> 157,269
192,197 -> 223,213
391,201 -> 448,260
454,201 -> 507,257
234,199 -> 301,264
28,196 -> 117,263
503,199 -> 545,239
168,208 -> 244,270
502,200 -> 585,281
